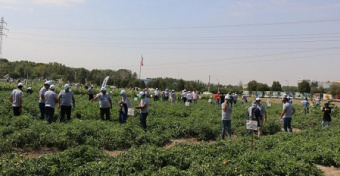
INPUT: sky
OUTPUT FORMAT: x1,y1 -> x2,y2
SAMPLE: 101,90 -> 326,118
0,0 -> 340,87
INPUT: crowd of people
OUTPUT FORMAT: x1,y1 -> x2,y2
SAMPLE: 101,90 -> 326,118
8,83 -> 334,136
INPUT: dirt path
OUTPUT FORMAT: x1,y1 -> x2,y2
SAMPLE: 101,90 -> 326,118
315,164 -> 340,176
103,150 -> 127,157
15,147 -> 59,158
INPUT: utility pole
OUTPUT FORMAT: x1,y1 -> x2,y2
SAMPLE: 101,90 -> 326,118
0,17 -> 9,58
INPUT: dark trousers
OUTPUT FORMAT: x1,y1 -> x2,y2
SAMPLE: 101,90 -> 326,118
89,94 -> 94,101
60,106 -> 72,122
100,108 -> 110,120
45,107 -> 55,123
140,113 -> 148,131
39,103 -> 46,120
154,96 -> 159,101
119,112 -> 127,123
13,107 -> 21,116
283,118 -> 292,132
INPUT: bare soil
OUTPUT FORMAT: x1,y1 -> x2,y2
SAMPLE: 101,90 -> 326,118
103,150 -> 127,157
15,147 -> 59,158
315,164 -> 340,176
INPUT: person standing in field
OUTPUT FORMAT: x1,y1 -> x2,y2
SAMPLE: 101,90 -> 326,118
164,89 -> 169,101
279,97 -> 295,132
58,84 -> 76,122
321,103 -> 332,128
221,95 -> 232,140
248,101 -> 260,135
135,92 -> 149,131
9,83 -> 24,116
314,97 -> 321,109
154,88 -> 159,101
39,81 -> 51,120
233,93 -> 238,105
91,87 -> 112,121
192,90 -> 198,104
170,90 -> 176,104
301,98 -> 309,115
44,85 -> 58,123
186,91 -> 193,103
255,98 -> 267,137
215,92 -> 220,107
242,93 -> 248,105
118,90 -> 131,123
181,90 -> 187,103
88,85 -> 95,101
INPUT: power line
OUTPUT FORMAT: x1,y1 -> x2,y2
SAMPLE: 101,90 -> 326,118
7,36 -> 340,45
10,18 -> 340,31
10,31 -> 340,41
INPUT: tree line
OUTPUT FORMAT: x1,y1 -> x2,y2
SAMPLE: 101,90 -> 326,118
1,58 -> 339,95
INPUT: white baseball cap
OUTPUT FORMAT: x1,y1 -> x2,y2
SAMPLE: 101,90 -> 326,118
18,82 -> 23,87
50,85 -> 56,90
64,84 -> 70,89
256,97 -> 261,101
120,90 -> 126,95
139,91 -> 145,96
225,95 -> 231,100
44,81 -> 51,85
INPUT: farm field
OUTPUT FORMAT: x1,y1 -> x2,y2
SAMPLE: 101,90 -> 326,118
0,87 -> 340,175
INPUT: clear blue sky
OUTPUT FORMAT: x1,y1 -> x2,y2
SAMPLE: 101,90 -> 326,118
1,0 -> 340,86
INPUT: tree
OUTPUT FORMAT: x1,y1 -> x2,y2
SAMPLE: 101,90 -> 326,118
329,84 -> 340,96
298,80 -> 311,93
311,81 -> 318,88
257,83 -> 270,91
247,80 -> 258,91
271,81 -> 282,91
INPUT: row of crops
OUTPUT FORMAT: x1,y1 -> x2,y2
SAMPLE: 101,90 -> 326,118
0,89 -> 339,175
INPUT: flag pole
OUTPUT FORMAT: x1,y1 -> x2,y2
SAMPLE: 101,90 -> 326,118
139,64 -> 141,80
139,55 -> 143,80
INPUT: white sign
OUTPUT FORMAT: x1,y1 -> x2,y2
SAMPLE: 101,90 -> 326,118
208,99 -> 212,103
101,76 -> 109,88
128,108 -> 135,116
246,120 -> 258,130
185,102 -> 190,107
134,97 -> 138,101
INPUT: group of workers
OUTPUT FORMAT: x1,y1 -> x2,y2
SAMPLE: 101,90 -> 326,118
9,82 -> 334,136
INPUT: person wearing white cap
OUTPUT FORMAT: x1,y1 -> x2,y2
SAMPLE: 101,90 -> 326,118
91,87 -> 112,121
192,90 -> 198,104
242,93 -> 248,105
170,90 -> 176,104
248,100 -> 261,135
233,92 -> 238,105
58,84 -> 75,122
154,88 -> 159,101
9,83 -> 24,116
186,91 -> 193,103
118,90 -> 131,123
38,81 -> 51,120
44,85 -> 58,123
164,89 -> 169,101
279,97 -> 295,132
88,85 -> 95,101
135,91 -> 149,131
221,95 -> 232,140
255,98 -> 267,137
181,90 -> 187,103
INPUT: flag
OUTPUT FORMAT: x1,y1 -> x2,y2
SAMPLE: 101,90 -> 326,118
140,56 -> 144,66
101,76 -> 109,88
